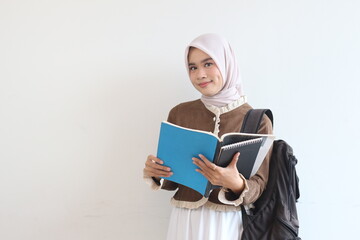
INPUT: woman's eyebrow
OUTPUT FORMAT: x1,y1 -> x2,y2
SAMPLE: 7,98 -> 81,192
188,58 -> 213,66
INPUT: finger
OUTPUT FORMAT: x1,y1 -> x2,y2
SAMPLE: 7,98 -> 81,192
146,155 -> 171,172
228,152 -> 240,168
193,158 -> 213,180
145,165 -> 173,178
198,154 -> 217,171
195,167 -> 209,179
192,157 -> 208,170
193,157 -> 216,182
195,168 -> 218,185
147,155 -> 164,165
146,161 -> 171,172
150,169 -> 173,178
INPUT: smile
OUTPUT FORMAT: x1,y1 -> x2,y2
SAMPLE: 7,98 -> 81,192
198,81 -> 212,88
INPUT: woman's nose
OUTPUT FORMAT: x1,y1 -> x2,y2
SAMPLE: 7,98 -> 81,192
196,68 -> 207,80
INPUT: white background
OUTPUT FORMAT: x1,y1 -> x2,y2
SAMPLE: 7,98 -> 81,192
1,0 -> 359,239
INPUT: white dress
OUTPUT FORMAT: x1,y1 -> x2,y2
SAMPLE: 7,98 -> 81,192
166,205 -> 243,240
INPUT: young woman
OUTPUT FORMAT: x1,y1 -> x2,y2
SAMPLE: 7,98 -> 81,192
143,33 -> 273,240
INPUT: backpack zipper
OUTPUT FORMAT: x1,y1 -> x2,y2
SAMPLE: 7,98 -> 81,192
277,217 -> 298,237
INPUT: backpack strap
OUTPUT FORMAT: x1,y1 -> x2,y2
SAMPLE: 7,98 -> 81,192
240,109 -> 274,134
240,109 -> 274,223
240,109 -> 274,220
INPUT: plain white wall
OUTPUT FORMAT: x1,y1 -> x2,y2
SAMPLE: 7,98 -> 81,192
1,0 -> 359,239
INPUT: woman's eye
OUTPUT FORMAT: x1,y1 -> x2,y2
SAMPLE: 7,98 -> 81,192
204,62 -> 213,68
189,66 -> 197,71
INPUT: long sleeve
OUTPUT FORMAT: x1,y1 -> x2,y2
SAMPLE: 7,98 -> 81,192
143,173 -> 179,191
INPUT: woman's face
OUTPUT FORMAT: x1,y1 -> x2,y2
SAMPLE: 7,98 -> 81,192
188,48 -> 224,97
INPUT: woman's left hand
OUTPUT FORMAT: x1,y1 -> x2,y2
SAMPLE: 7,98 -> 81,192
192,152 -> 245,196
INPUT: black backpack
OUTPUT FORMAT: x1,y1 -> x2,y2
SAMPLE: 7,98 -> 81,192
240,109 -> 301,240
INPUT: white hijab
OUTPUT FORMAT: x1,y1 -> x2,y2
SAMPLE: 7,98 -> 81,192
185,33 -> 245,107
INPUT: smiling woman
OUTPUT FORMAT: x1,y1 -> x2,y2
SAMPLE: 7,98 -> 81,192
143,33 -> 273,240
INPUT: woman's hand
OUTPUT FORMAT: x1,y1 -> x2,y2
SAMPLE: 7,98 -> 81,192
144,155 -> 173,181
192,152 -> 245,196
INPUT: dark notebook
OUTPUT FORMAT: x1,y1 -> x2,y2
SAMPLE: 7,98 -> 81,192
215,137 -> 263,179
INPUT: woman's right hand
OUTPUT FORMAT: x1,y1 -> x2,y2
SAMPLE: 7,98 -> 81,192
144,155 -> 173,180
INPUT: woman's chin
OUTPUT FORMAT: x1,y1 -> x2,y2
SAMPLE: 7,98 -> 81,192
200,91 -> 218,97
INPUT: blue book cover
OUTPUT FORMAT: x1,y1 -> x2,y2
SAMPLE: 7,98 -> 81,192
157,122 -> 219,196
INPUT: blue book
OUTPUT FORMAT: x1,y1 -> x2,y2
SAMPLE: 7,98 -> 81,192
156,121 -> 275,197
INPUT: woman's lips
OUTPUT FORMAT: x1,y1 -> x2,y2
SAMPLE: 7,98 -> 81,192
199,81 -> 212,88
